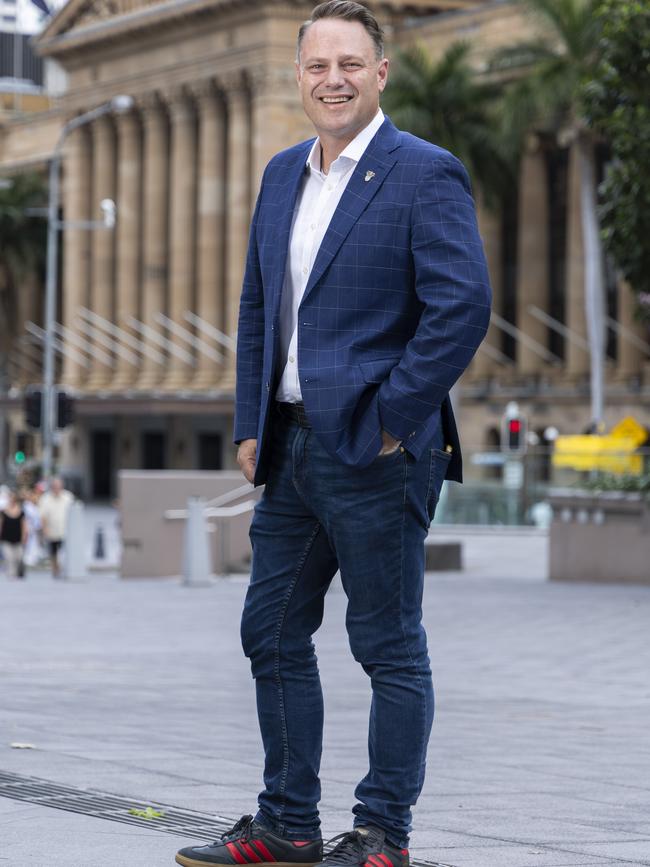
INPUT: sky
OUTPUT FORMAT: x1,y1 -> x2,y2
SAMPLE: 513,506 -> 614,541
10,0 -> 68,34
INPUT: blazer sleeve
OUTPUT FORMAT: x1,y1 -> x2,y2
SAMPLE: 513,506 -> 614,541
233,186 -> 265,444
377,154 -> 492,442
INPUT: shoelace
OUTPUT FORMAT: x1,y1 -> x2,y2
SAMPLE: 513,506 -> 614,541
324,829 -> 379,864
214,814 -> 256,845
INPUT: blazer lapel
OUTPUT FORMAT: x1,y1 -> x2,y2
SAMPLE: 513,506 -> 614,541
302,120 -> 400,301
271,141 -> 313,311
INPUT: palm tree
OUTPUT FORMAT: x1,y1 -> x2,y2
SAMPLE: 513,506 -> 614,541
0,172 -> 47,388
382,41 -> 515,208
491,0 -> 604,426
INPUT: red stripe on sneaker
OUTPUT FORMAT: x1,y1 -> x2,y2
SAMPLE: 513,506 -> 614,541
239,842 -> 263,863
367,856 -> 384,867
252,840 -> 276,862
226,842 -> 247,864
378,855 -> 393,867
401,851 -> 409,857
293,842 -> 311,848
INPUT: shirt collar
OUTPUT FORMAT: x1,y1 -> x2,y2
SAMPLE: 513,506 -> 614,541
306,108 -> 385,176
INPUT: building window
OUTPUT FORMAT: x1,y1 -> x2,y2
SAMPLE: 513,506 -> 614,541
546,147 -> 569,360
142,432 -> 167,470
197,433 -> 223,471
500,185 -> 519,362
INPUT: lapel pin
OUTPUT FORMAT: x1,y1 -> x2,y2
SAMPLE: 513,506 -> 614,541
364,170 -> 375,182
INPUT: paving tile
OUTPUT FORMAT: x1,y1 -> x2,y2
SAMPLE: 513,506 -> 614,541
1,558 -> 650,864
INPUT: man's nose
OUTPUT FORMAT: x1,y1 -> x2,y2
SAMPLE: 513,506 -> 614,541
324,64 -> 345,87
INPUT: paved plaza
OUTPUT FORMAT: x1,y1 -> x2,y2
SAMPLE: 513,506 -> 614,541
0,533 -> 649,867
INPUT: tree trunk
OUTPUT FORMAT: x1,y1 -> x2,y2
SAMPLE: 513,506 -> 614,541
577,131 -> 606,429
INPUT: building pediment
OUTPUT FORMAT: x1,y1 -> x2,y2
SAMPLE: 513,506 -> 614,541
35,0 -> 480,59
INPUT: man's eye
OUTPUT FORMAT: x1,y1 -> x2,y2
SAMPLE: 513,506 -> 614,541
345,63 -> 361,69
309,65 -> 324,71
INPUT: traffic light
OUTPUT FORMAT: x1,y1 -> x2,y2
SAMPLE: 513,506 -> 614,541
506,417 -> 524,451
501,403 -> 528,455
24,386 -> 42,429
14,432 -> 27,465
55,388 -> 75,430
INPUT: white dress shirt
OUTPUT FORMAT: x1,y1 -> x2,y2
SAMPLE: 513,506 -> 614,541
276,109 -> 385,403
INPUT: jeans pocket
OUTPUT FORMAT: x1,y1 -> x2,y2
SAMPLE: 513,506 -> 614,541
425,449 -> 452,521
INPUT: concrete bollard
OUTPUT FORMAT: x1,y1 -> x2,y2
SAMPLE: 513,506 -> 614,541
94,524 -> 106,560
63,500 -> 88,581
182,497 -> 213,586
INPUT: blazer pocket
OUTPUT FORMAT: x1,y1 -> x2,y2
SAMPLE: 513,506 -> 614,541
359,356 -> 402,383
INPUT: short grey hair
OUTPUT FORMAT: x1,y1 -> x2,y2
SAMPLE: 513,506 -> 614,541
297,1 -> 385,63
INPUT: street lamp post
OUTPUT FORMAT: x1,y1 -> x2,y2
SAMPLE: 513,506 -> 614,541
41,95 -> 133,481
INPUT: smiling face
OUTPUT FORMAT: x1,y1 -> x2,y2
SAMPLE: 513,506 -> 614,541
296,17 -> 388,153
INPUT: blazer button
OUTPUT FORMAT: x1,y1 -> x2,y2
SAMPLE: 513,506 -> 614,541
266,381 -> 270,391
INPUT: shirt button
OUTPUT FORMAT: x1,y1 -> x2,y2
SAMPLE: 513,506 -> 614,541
302,266 -> 308,275
310,224 -> 316,231
289,355 -> 295,363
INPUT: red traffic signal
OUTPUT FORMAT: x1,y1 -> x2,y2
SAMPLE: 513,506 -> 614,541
501,411 -> 527,454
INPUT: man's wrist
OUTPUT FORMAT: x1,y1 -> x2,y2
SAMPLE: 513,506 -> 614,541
381,428 -> 402,447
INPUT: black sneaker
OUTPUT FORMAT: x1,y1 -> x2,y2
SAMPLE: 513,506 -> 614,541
321,826 -> 408,867
175,814 -> 323,866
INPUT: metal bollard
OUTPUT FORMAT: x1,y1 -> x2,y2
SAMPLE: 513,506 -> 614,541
182,497 -> 213,586
94,524 -> 106,560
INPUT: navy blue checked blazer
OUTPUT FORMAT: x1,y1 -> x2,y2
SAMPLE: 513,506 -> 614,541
234,117 -> 491,486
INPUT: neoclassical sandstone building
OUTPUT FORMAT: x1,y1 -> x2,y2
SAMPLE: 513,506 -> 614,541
0,0 -> 647,498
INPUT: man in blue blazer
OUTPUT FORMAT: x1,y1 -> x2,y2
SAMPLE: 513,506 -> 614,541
176,3 -> 490,867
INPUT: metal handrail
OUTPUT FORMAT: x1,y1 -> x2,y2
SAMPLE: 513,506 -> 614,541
204,483 -> 255,509
164,500 -> 257,521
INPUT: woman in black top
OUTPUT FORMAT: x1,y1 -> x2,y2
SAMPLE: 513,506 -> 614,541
0,490 -> 28,579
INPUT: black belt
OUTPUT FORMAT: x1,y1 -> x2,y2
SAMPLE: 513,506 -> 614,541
276,401 -> 311,428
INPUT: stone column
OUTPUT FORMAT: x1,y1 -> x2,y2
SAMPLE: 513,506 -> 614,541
191,80 -> 226,390
250,66 -> 299,195
163,87 -> 198,389
87,115 -> 117,389
565,140 -> 589,377
61,124 -> 92,389
617,280 -> 645,379
113,108 -> 142,389
137,94 -> 169,389
516,142 -> 549,374
221,75 -> 251,389
470,191 -> 501,379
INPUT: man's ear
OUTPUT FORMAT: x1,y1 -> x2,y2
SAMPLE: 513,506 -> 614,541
377,58 -> 389,93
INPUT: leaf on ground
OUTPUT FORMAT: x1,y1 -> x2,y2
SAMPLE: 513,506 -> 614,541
10,743 -> 35,749
128,806 -> 165,820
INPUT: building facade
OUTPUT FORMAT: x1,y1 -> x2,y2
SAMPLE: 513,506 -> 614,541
0,0 -> 648,498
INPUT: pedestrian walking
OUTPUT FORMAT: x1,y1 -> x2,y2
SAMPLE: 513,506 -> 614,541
21,487 -> 45,568
176,4 -> 490,866
0,490 -> 28,580
38,478 -> 74,579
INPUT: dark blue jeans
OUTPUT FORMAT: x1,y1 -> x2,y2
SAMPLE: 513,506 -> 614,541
240,411 -> 450,848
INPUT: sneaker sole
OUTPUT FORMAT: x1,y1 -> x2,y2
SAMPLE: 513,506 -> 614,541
175,857 -> 320,867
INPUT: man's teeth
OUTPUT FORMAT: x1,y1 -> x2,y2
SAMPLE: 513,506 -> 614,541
321,96 -> 352,103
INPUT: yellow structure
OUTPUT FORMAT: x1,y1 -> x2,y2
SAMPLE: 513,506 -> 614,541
553,417 -> 648,475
